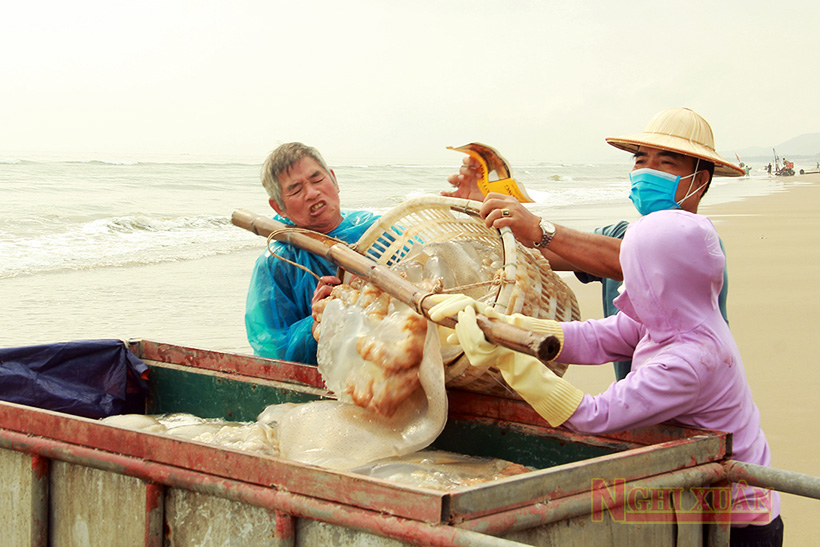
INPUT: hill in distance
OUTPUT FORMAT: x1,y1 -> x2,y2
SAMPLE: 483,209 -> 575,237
725,133 -> 820,161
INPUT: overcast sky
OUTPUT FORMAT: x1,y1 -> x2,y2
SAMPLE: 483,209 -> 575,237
2,1 -> 817,164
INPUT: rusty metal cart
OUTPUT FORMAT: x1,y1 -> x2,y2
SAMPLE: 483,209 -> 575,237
1,339 -> 809,546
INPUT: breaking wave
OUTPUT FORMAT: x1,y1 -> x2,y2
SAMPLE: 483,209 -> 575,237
0,214 -> 260,279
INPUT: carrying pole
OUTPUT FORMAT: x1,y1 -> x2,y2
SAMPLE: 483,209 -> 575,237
231,209 -> 562,364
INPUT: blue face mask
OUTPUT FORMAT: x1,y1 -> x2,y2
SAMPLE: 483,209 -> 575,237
628,168 -> 681,215
628,167 -> 703,216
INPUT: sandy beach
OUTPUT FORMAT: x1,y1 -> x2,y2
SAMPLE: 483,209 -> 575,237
562,173 -> 820,543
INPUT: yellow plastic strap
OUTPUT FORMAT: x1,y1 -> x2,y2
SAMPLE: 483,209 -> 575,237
483,177 -> 533,203
448,142 -> 534,203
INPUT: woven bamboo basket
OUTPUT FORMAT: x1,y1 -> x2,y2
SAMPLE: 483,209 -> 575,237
350,196 -> 580,397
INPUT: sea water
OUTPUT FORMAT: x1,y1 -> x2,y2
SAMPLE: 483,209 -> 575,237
0,153 -> 788,352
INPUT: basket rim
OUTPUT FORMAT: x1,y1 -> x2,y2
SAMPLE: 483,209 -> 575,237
352,195 -> 519,302
352,195 -> 484,249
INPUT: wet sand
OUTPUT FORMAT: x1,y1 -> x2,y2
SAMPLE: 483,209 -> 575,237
562,173 -> 820,543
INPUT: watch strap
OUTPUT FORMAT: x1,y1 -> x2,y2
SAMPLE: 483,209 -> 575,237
534,221 -> 555,248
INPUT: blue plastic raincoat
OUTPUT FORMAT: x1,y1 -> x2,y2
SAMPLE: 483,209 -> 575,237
245,210 -> 379,364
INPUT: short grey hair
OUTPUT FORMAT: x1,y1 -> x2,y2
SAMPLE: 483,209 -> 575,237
260,142 -> 336,209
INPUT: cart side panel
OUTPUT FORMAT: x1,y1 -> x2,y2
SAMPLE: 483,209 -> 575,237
504,513 -> 679,546
500,486 -> 715,546
146,362 -> 324,422
133,340 -> 324,390
434,418 -> 623,469
49,461 -> 145,546
0,448 -> 33,547
165,488 -> 280,546
296,519 -> 412,546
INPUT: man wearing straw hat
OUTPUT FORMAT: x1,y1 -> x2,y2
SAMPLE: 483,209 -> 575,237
245,142 -> 379,365
445,107 -> 743,380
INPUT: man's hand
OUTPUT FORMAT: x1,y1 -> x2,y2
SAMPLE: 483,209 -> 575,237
311,275 -> 340,321
480,193 -> 543,247
311,275 -> 340,341
441,155 -> 485,201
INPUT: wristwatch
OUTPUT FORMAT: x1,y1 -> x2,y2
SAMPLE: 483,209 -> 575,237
533,219 -> 556,249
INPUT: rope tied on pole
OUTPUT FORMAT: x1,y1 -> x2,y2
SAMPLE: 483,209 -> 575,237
265,227 -> 348,282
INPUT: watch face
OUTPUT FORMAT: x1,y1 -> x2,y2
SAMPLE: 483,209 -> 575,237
534,220 -> 556,248
541,220 -> 556,235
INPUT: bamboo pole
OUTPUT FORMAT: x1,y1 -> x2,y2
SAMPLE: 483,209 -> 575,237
231,209 -> 562,363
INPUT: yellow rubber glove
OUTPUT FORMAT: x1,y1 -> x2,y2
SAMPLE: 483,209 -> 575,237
426,293 -> 480,322
481,306 -> 564,358
454,306 -> 583,427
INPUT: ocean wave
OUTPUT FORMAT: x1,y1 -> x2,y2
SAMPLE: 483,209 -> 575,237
526,186 -> 627,208
0,214 -> 260,279
65,159 -> 139,166
82,214 -> 232,234
1,156 -> 260,167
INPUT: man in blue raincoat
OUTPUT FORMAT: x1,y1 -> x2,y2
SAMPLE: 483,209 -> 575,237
245,143 -> 379,364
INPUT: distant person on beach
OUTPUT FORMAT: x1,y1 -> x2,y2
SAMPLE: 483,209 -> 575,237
245,142 -> 379,364
444,107 -> 744,381
430,210 -> 783,544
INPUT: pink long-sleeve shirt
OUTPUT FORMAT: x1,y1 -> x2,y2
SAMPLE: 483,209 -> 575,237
558,210 -> 779,525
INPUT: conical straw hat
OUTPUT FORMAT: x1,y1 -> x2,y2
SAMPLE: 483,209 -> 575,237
606,108 -> 744,177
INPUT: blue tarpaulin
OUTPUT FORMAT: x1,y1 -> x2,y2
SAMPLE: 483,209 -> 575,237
0,339 -> 149,419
